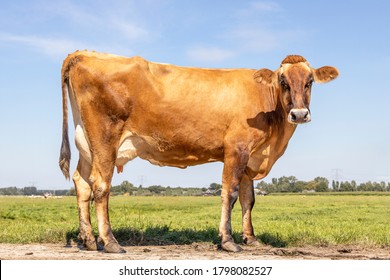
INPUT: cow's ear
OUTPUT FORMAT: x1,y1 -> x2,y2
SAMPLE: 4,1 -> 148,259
313,66 -> 339,83
254,68 -> 277,86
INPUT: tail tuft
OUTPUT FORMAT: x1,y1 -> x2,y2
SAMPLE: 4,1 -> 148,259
59,128 -> 71,180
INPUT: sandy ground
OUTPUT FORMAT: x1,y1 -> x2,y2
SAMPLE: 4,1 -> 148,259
1,243 -> 389,260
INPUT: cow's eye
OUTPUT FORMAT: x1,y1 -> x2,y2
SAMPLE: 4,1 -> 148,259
305,80 -> 313,89
280,76 -> 285,85
280,77 -> 289,90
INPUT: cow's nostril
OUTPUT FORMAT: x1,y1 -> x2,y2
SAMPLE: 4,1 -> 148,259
290,112 -> 297,121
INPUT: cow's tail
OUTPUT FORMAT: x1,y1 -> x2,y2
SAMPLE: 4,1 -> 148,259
59,55 -> 72,180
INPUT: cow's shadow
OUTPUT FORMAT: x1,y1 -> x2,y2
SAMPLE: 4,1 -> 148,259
66,226 -> 288,249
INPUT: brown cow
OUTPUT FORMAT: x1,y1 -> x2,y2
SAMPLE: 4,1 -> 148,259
59,51 -> 338,253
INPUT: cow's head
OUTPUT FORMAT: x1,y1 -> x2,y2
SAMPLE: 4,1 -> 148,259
254,55 -> 339,124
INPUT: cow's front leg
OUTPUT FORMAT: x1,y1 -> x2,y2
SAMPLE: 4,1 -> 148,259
219,146 -> 249,252
219,183 -> 241,252
239,174 -> 261,246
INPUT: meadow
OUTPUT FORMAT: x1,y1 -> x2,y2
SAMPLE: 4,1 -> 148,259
0,194 -> 389,248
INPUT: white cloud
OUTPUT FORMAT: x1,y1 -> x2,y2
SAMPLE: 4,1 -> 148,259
184,1 -> 304,64
186,46 -> 236,63
229,26 -> 305,53
20,0 -> 151,51
0,33 -> 83,57
0,32 -> 137,59
110,19 -> 150,41
45,1 -> 151,42
230,27 -> 279,52
0,1 -> 151,58
251,1 -> 281,12
229,1 -> 302,54
236,1 -> 281,17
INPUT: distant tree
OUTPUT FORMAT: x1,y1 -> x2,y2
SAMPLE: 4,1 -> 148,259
339,181 -> 356,192
305,180 -> 317,191
110,180 -> 137,195
257,181 -> 274,193
68,187 -> 76,196
257,181 -> 270,190
120,180 -> 136,193
358,181 -> 371,191
351,180 -> 357,191
294,181 -> 306,192
315,184 -> 328,192
313,177 -> 330,192
148,185 -> 165,194
276,176 -> 290,192
380,181 -> 387,192
357,181 -> 386,192
209,183 -> 222,190
22,186 -> 37,195
0,187 -> 21,196
332,180 -> 340,191
315,183 -> 329,192
274,176 -> 297,192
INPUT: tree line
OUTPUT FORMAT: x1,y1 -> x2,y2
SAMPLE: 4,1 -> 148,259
256,176 -> 390,193
0,186 -> 69,196
1,176 -> 390,196
109,180 -> 205,196
0,182 -> 206,196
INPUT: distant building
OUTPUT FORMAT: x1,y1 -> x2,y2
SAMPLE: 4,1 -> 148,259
202,188 -> 222,196
255,189 -> 268,196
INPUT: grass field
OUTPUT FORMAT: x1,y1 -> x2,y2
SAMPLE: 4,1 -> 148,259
0,194 -> 389,247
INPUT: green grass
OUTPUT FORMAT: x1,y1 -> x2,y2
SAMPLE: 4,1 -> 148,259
1,194 -> 389,247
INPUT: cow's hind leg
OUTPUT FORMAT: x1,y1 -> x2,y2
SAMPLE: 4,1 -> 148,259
89,160 -> 125,253
239,173 -> 261,246
73,156 -> 97,250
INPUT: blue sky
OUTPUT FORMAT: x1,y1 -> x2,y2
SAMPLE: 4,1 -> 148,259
0,0 -> 389,189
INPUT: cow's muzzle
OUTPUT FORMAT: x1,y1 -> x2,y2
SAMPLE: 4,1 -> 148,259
288,108 -> 311,124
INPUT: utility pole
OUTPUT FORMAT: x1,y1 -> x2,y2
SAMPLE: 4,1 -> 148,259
138,175 -> 146,188
331,168 -> 343,191
332,168 -> 343,182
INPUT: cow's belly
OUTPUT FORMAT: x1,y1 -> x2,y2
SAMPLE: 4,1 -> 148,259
116,132 -> 222,169
75,128 -> 222,170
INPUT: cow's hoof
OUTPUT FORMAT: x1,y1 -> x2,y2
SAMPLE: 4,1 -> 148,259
104,242 -> 126,253
221,241 -> 243,252
243,237 -> 261,247
84,239 -> 98,251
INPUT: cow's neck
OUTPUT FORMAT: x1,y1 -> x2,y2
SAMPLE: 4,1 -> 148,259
245,98 -> 298,180
273,98 -> 297,144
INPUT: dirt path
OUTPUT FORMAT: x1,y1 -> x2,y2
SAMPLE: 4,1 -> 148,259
1,243 -> 389,260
